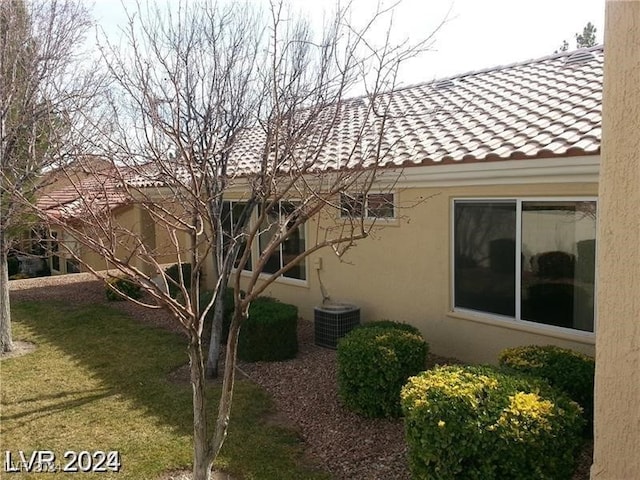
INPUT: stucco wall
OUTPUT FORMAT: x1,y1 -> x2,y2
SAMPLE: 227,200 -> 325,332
238,180 -> 597,363
76,204 -> 139,272
592,1 -> 640,477
75,203 -> 187,275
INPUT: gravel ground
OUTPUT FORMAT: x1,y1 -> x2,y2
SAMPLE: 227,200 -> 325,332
238,320 -> 411,480
9,273 -> 592,480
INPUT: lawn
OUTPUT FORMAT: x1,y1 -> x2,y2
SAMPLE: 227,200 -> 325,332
1,301 -> 329,480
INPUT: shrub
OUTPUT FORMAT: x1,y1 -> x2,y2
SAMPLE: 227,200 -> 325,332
164,263 -> 193,298
337,324 -> 428,418
9,273 -> 30,280
34,260 -> 51,277
360,320 -> 422,335
401,365 -> 585,480
499,345 -> 595,434
105,277 -> 142,301
237,297 -> 298,362
8,255 -> 20,277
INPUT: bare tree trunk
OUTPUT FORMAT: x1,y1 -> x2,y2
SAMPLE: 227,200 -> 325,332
211,308 -> 243,459
188,336 -> 214,480
0,229 -> 13,353
206,269 -> 229,379
205,301 -> 224,378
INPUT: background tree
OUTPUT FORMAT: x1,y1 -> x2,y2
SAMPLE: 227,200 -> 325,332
576,21 -> 597,48
37,1 -> 440,478
557,21 -> 598,52
0,0 -> 96,353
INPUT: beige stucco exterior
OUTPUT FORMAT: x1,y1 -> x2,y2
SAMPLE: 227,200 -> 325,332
235,164 -> 598,364
591,1 -> 640,478
61,202 -> 189,277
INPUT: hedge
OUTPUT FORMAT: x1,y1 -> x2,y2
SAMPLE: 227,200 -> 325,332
237,297 -> 298,362
401,365 -> 585,479
337,323 -> 428,417
105,277 -> 142,301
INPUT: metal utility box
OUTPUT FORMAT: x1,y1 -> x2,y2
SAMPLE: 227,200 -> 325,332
314,304 -> 360,349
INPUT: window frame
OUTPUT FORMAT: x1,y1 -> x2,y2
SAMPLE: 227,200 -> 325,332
222,200 -> 253,273
48,230 -> 62,273
339,192 -> 396,220
257,200 -> 308,282
225,199 -> 308,284
450,196 -> 598,335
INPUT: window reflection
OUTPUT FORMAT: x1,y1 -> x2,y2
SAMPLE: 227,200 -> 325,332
521,202 -> 596,332
453,199 -> 596,333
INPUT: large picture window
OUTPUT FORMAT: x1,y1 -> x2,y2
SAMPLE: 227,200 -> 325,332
453,199 -> 596,333
221,201 -> 252,271
259,201 -> 306,280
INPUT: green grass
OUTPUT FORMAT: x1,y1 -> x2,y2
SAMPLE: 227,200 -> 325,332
1,301 -> 329,480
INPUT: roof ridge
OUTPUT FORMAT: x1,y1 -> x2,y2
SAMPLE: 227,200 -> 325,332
392,44 -> 604,93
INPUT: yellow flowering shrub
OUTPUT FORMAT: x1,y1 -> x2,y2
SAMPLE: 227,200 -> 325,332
401,365 -> 584,479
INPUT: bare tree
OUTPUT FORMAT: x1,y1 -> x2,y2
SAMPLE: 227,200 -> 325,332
36,1 -> 439,478
0,0 -> 96,353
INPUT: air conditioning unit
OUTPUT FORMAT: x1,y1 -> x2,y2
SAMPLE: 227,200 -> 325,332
314,303 -> 360,349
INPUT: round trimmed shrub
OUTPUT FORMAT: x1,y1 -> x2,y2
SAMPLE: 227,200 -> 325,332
401,365 -> 585,480
499,345 -> 595,434
237,297 -> 298,362
360,320 -> 422,335
105,277 -> 142,301
337,324 -> 428,418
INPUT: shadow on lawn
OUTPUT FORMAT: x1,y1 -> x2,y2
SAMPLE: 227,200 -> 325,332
2,388 -> 114,429
11,300 -> 196,437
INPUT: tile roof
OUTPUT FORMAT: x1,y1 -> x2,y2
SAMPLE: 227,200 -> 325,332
120,45 -> 605,189
37,170 -> 129,221
228,45 -> 602,174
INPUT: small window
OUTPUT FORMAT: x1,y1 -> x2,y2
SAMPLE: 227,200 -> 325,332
340,192 -> 395,219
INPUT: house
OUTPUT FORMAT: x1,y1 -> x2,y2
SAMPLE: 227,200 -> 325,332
224,46 -> 603,364
40,46 -> 603,365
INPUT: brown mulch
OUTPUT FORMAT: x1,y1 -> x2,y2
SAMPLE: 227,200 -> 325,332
9,273 -> 593,480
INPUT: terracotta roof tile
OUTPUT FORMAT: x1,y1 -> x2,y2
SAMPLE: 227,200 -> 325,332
38,170 -> 129,221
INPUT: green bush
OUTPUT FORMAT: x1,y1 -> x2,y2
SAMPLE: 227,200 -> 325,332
360,320 -> 422,335
401,365 -> 585,480
237,297 -> 298,362
9,273 -> 30,280
337,324 -> 428,418
8,255 -> 20,277
34,260 -> 51,277
499,345 -> 595,434
164,263 -> 194,298
105,277 -> 143,301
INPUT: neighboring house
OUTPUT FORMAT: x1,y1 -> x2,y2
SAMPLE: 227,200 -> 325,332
35,164 -> 132,274
224,46 -> 602,363
36,161 -> 190,276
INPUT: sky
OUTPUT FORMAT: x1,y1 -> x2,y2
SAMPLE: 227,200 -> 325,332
91,0 -> 606,88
